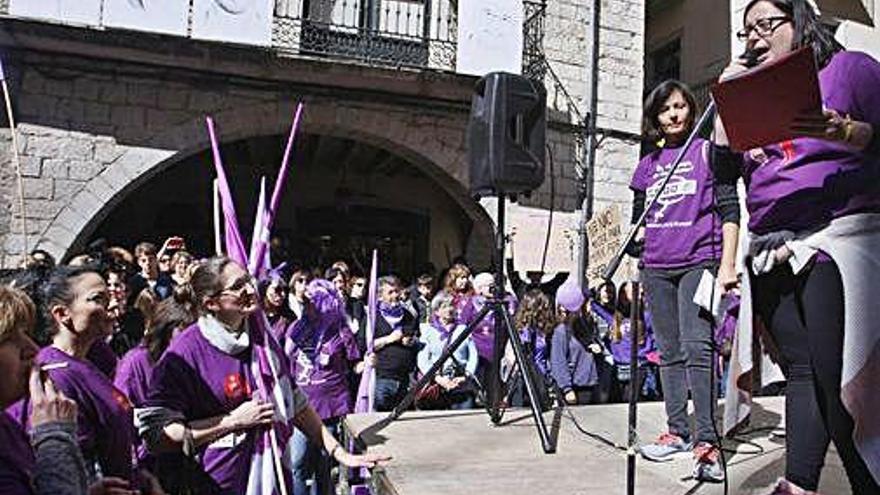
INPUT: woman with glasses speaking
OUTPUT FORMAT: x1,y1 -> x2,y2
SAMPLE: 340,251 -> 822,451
714,1 -> 880,493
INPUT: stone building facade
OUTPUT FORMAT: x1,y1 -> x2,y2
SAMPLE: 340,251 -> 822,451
0,0 -> 647,277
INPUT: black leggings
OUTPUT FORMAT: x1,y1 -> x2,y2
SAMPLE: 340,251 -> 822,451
752,260 -> 878,493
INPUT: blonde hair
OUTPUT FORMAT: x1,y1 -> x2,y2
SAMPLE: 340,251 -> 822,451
0,286 -> 36,342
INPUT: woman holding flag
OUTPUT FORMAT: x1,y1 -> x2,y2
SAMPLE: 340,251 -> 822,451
141,257 -> 388,494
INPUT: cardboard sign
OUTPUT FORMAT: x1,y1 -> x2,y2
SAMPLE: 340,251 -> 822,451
585,204 -> 637,286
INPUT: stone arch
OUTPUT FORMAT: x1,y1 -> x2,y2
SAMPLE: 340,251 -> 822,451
39,98 -> 494,264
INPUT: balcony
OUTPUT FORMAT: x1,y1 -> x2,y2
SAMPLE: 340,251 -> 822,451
273,0 -> 458,70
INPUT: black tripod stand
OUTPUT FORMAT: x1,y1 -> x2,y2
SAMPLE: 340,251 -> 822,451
387,195 -> 556,454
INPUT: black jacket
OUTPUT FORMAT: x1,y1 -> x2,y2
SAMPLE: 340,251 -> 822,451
357,309 -> 418,380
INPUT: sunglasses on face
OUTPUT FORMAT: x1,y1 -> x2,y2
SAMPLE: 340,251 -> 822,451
216,275 -> 256,297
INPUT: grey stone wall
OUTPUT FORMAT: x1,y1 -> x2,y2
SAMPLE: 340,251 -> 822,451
0,52 -> 496,267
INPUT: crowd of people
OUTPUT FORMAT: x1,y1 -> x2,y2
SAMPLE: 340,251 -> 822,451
0,237 -> 671,495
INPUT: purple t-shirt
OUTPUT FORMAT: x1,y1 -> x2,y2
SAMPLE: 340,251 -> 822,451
631,138 -> 722,268
609,316 -> 656,365
518,326 -> 549,376
146,324 -> 256,493
113,344 -> 155,466
285,319 -> 359,420
462,295 -> 517,361
743,51 -> 880,234
0,412 -> 35,495
114,344 -> 154,408
9,347 -> 135,482
87,338 -> 119,379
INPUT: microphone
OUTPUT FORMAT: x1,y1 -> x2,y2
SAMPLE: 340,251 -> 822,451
740,48 -> 762,68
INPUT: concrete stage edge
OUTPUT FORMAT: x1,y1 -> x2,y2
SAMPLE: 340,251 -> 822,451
343,397 -> 850,495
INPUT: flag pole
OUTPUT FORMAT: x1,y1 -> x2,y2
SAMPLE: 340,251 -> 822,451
250,103 -> 304,271
0,58 -> 28,257
213,178 -> 222,256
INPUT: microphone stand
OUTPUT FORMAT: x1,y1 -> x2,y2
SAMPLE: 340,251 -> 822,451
602,99 -> 716,495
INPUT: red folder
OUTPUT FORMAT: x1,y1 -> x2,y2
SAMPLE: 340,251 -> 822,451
711,47 -> 822,152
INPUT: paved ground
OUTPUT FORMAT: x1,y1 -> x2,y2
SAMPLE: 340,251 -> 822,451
344,397 -> 850,495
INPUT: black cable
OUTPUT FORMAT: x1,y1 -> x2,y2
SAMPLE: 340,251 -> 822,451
540,144 -> 556,275
564,406 -> 627,452
545,378 -> 627,452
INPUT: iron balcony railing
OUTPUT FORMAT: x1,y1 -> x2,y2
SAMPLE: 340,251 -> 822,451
273,0 -> 458,70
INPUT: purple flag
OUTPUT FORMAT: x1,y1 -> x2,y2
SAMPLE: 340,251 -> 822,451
248,177 -> 272,279
250,103 -> 304,274
355,249 -> 379,413
206,116 -> 248,266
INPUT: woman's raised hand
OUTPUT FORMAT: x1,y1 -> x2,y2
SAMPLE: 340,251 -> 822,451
29,368 -> 77,427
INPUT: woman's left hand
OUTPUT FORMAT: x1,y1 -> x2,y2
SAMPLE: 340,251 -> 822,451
790,109 -> 853,143
335,449 -> 392,469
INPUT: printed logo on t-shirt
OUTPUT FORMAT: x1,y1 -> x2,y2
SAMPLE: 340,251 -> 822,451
294,352 -> 314,387
223,373 -> 251,401
747,147 -> 768,163
645,160 -> 697,222
780,140 -> 795,165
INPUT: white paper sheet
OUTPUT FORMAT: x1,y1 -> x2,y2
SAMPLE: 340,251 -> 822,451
456,0 -> 523,76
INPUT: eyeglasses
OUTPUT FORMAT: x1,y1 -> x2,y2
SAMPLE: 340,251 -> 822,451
215,276 -> 256,298
736,16 -> 790,41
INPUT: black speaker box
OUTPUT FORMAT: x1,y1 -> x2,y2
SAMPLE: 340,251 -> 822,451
467,72 -> 546,199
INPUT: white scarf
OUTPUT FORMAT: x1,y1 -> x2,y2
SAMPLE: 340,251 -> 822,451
198,314 -> 250,355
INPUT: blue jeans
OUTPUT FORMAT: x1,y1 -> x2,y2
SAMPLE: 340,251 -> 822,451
292,418 -> 339,495
373,376 -> 409,412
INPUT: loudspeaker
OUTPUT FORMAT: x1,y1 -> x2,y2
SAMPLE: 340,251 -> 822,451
467,72 -> 546,199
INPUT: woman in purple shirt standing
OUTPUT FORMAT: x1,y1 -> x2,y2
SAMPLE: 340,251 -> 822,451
715,1 -> 880,493
631,80 -> 732,483
114,290 -> 196,491
283,279 -> 361,495
506,290 -> 555,408
142,257 -> 386,494
9,266 -> 163,493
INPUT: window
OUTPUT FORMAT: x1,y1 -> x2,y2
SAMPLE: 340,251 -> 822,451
647,38 -> 681,91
